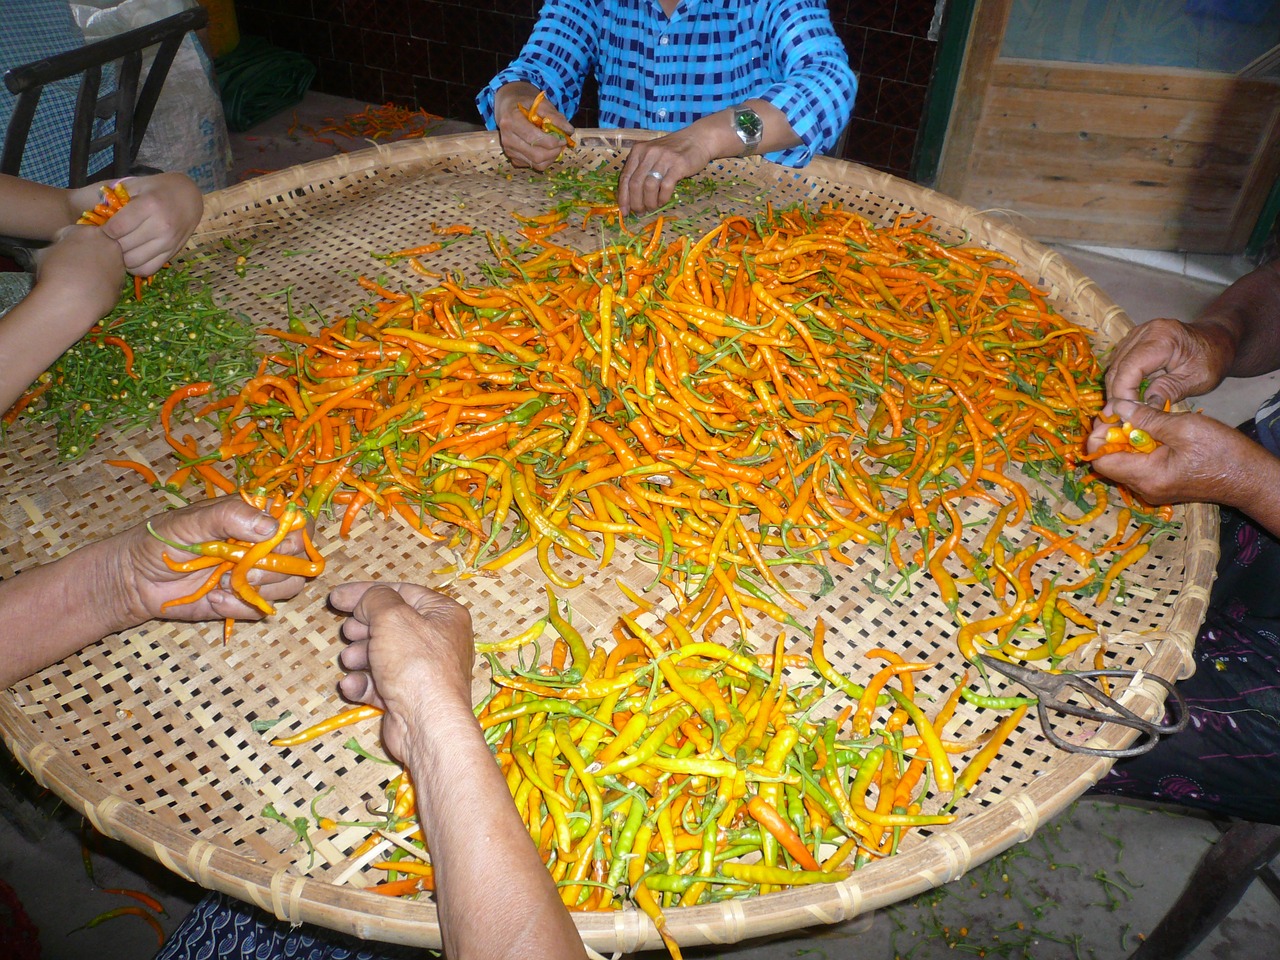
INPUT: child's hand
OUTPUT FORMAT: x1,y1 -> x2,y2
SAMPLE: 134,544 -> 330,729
99,173 -> 203,277
33,224 -> 126,323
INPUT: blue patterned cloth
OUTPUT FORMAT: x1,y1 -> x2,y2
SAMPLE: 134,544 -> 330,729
0,0 -> 113,186
154,892 -> 428,960
477,0 -> 857,166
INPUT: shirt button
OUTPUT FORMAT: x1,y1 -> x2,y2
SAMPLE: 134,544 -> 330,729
659,35 -> 669,46
657,108 -> 667,119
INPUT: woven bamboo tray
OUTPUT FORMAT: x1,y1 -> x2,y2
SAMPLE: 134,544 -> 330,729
0,131 -> 1217,954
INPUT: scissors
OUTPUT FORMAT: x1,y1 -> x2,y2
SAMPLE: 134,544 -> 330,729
978,655 -> 1189,758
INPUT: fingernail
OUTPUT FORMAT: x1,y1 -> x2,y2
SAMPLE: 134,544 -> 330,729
251,514 -> 277,536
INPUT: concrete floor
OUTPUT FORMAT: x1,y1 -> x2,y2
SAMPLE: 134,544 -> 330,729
3,91 -> 1279,959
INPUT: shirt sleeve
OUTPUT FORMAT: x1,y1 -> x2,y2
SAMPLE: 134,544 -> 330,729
755,0 -> 858,167
476,0 -> 601,128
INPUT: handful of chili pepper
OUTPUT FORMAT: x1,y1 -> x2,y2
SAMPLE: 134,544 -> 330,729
1079,412 -> 1161,461
519,90 -> 575,150
148,490 -> 324,636
76,181 -> 131,225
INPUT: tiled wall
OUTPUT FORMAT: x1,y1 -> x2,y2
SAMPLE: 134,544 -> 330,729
234,0 -> 939,179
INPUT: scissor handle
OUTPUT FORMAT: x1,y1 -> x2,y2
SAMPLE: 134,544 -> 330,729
1038,669 -> 1189,758
1061,669 -> 1189,735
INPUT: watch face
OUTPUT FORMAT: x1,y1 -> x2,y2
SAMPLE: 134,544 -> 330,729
736,109 -> 763,140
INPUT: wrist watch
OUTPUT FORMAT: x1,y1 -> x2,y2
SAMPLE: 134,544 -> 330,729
732,106 -> 764,156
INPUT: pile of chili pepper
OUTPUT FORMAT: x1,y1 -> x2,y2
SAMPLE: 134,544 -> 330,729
294,102 -> 444,147
271,586 -> 1040,959
142,200 -> 1175,953
3,263 -> 258,458
155,202 -> 1166,662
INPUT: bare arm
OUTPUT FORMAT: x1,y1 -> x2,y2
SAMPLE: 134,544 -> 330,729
0,225 -> 124,413
0,499 -> 311,689
615,99 -> 800,217
331,582 -> 588,960
0,174 -> 80,239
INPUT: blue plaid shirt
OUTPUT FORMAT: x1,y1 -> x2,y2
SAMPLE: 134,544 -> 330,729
477,0 -> 857,167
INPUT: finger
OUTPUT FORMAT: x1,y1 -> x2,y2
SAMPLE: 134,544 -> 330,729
160,498 -> 278,550
1112,398 -> 1166,433
338,640 -> 369,672
332,580 -> 420,625
328,579 -> 388,613
337,670 -> 383,708
203,588 -> 273,621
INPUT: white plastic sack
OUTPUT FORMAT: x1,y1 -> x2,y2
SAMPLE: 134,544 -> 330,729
71,0 -> 232,191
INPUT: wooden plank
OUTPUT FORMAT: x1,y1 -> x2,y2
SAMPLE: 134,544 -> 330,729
977,126 -> 1259,171
990,60 -> 1280,102
964,143 -> 1249,198
1224,104 -> 1280,250
981,87 -> 1275,147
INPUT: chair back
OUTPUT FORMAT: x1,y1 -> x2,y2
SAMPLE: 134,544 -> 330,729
1,6 -> 208,188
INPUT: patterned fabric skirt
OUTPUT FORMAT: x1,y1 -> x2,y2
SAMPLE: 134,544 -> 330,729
155,892 -> 425,960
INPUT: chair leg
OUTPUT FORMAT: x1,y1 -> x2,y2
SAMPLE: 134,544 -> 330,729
1128,820 -> 1280,960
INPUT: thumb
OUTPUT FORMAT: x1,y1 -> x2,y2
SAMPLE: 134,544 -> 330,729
1111,398 -> 1170,437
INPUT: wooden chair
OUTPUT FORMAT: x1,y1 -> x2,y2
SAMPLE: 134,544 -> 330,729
1,5 -> 208,188
0,7 -> 207,269
1128,817 -> 1280,959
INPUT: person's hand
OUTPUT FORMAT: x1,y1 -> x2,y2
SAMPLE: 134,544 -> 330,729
32,224 -> 126,324
616,128 -> 714,217
1103,316 -> 1236,411
1086,398 -> 1269,506
493,82 -> 575,172
97,173 -> 203,276
330,582 -> 475,763
106,497 -> 313,628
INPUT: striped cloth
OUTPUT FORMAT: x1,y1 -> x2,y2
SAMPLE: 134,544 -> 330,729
0,0 -> 113,186
477,0 -> 857,166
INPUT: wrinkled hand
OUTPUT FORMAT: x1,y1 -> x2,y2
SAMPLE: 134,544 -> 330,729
331,582 -> 474,763
113,497 -> 311,626
494,83 -> 575,172
616,129 -> 714,217
1086,398 -> 1266,506
33,224 -> 126,323
99,173 -> 203,276
1104,317 -> 1235,411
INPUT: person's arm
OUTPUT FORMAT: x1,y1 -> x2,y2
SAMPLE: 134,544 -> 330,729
615,0 -> 857,216
1105,259 -> 1280,408
0,174 -> 83,240
1085,398 -> 1280,537
478,0 -> 596,169
330,582 -> 588,960
0,498 -> 312,688
615,98 -> 802,216
0,225 -> 124,413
